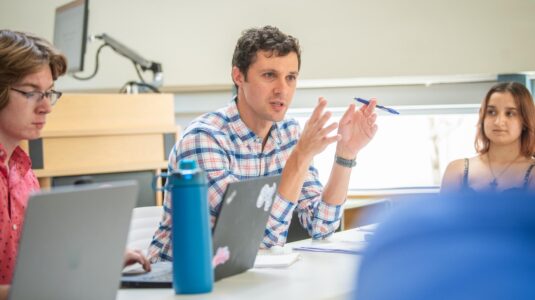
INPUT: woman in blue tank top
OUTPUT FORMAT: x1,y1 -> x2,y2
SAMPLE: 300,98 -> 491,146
441,82 -> 535,193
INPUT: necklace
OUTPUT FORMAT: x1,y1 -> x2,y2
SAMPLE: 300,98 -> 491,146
487,154 -> 521,190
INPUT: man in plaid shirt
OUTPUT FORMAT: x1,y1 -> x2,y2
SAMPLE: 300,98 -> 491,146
148,25 -> 378,262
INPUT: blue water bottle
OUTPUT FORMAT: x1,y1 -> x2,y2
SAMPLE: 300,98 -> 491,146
169,159 -> 213,294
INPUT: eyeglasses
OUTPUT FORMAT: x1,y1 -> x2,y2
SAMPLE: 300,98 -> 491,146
10,87 -> 63,106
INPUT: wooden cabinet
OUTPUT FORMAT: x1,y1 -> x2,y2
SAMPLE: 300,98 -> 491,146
20,93 -> 177,206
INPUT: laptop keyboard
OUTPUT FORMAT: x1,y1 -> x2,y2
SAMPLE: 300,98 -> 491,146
122,261 -> 173,283
143,264 -> 173,282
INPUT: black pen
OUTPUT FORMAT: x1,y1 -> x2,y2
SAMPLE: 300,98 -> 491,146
354,97 -> 400,115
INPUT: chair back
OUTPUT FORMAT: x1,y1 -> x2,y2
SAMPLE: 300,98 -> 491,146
127,206 -> 162,252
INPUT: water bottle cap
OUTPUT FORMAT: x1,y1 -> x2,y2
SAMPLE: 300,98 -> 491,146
179,159 -> 197,170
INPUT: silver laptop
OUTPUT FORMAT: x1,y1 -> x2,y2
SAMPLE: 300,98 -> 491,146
9,181 -> 139,300
121,175 -> 281,287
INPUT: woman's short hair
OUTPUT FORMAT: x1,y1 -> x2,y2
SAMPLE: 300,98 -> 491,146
475,81 -> 535,157
0,30 -> 67,110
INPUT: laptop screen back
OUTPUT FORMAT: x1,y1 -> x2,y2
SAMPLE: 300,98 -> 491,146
212,175 -> 281,280
9,181 -> 138,300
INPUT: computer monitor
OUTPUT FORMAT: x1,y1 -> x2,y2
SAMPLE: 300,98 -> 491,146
53,0 -> 89,73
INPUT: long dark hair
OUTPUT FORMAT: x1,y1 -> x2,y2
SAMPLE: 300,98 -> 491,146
475,82 -> 535,157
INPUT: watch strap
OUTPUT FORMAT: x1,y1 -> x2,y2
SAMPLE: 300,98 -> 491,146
335,155 -> 356,168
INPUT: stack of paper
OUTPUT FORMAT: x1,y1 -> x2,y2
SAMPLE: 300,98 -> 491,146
254,252 -> 301,268
292,240 -> 367,255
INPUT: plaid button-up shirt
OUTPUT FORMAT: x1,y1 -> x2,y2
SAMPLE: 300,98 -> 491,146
148,99 -> 343,262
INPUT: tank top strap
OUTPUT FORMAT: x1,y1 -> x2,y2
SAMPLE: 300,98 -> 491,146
523,162 -> 535,189
463,158 -> 469,188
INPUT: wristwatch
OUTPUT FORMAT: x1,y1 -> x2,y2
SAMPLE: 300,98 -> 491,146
335,155 -> 357,168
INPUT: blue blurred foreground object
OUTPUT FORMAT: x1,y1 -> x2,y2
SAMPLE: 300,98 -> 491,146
354,192 -> 535,300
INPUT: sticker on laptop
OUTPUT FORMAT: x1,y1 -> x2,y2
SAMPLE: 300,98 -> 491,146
256,183 -> 277,212
213,246 -> 230,268
225,190 -> 237,204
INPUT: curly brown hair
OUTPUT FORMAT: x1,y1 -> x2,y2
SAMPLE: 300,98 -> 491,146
231,25 -> 301,89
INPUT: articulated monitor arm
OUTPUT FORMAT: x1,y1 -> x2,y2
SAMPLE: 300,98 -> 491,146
95,33 -> 163,88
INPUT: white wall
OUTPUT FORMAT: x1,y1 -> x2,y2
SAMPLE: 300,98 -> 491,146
1,0 -> 535,92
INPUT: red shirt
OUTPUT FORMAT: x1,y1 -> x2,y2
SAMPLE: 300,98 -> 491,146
0,144 -> 39,284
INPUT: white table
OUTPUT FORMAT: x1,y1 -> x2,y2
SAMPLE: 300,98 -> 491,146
117,229 -> 368,300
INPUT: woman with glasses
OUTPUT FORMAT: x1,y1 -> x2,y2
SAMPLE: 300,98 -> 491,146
0,30 -> 150,299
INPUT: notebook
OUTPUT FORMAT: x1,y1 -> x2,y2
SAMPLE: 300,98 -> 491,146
121,175 -> 281,287
253,251 -> 300,268
9,181 -> 138,300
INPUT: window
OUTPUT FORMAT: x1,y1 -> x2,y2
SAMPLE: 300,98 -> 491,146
289,105 -> 479,190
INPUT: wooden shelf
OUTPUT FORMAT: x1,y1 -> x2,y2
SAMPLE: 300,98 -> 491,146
33,161 -> 169,178
23,93 -> 176,207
